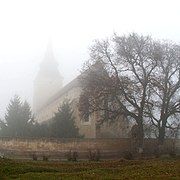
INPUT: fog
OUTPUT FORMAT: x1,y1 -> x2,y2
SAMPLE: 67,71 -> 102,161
0,0 -> 180,118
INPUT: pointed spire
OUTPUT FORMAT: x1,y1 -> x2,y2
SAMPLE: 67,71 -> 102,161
40,39 -> 58,68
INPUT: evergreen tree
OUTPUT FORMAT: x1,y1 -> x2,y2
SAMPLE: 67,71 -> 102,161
0,95 -> 34,137
4,95 -> 22,137
0,119 -> 7,136
20,100 -> 35,137
31,122 -> 51,138
51,101 -> 80,138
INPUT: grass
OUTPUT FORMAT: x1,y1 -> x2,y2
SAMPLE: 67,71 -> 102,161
0,158 -> 179,179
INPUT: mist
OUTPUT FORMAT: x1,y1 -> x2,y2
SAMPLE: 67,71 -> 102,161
0,0 -> 180,118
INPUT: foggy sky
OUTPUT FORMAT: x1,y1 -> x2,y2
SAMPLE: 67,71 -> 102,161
0,0 -> 180,118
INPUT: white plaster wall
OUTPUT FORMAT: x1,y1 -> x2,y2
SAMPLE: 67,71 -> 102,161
35,86 -> 96,138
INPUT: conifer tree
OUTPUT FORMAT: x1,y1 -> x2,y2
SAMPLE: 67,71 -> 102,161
0,95 -> 34,137
51,101 -> 80,138
4,95 -> 22,137
19,100 -> 35,137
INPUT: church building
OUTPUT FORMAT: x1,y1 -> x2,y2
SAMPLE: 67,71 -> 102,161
33,44 -> 130,138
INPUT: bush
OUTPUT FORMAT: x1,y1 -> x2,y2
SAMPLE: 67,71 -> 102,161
169,150 -> 176,158
32,154 -> 37,161
66,150 -> 71,161
42,155 -> 49,161
95,149 -> 101,161
88,150 -> 94,161
153,148 -> 160,158
65,150 -> 78,161
122,151 -> 133,160
88,149 -> 101,161
0,152 -> 5,159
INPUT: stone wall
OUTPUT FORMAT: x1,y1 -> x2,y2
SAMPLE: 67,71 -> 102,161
0,138 -> 179,160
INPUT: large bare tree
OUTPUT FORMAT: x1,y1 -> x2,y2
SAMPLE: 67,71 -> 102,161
79,33 -> 158,150
146,42 -> 180,145
79,33 -> 180,149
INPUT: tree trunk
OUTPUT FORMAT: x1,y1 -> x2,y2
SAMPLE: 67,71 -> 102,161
158,127 -> 166,145
157,126 -> 166,155
137,122 -> 144,153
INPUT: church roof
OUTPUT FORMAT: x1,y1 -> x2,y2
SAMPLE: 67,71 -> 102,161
38,75 -> 81,113
40,41 -> 58,68
35,41 -> 63,81
36,60 -> 105,114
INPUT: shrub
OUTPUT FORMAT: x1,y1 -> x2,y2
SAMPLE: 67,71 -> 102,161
42,155 -> 49,161
153,148 -> 160,158
88,150 -> 94,161
169,150 -> 176,158
0,152 -> 5,159
95,149 -> 101,161
122,151 -> 133,160
65,150 -> 78,161
66,150 -> 72,161
32,154 -> 37,161
72,151 -> 78,161
88,149 -> 101,161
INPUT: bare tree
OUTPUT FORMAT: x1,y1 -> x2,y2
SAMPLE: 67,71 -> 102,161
80,33 -> 180,149
146,42 -> 180,145
79,33 -> 158,151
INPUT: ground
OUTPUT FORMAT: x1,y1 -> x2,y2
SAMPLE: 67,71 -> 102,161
0,158 -> 179,179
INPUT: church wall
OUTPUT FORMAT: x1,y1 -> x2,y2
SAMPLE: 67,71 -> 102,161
35,83 -> 130,138
33,44 -> 98,138
93,110 -> 130,138
97,117 -> 130,138
33,45 -> 130,139
35,82 -> 131,138
36,86 -> 97,138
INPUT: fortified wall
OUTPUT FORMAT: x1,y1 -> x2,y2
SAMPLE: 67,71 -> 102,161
0,138 -> 179,160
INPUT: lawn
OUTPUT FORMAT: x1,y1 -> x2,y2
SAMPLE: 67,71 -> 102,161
0,158 -> 179,179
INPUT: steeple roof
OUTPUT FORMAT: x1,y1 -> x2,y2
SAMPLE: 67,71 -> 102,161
40,40 -> 59,69
35,41 -> 63,80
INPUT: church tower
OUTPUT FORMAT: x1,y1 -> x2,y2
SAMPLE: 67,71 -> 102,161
33,42 -> 63,114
